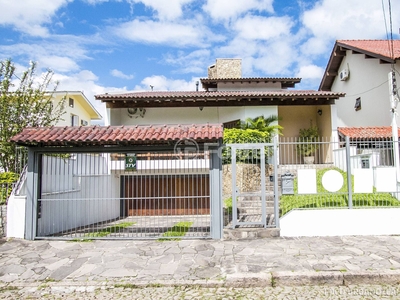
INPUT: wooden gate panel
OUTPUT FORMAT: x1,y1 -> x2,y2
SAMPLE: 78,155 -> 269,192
124,175 -> 210,216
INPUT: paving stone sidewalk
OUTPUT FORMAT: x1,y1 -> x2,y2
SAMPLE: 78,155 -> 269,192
1,235 -> 400,291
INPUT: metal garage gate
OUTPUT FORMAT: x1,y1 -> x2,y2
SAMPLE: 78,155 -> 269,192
123,174 -> 210,216
35,150 -> 212,239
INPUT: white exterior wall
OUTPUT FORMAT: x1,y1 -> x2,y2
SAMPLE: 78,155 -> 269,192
280,208 -> 400,237
37,154 -> 120,236
109,106 -> 278,126
6,196 -> 26,238
54,94 -> 94,126
332,51 -> 400,127
217,81 -> 282,91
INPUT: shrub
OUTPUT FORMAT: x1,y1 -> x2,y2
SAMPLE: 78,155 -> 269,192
223,128 -> 271,164
0,172 -> 19,205
296,122 -> 319,157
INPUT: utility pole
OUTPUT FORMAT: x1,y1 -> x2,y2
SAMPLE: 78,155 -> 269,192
389,70 -> 400,181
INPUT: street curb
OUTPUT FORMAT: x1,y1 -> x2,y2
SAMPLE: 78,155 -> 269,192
2,270 -> 400,289
272,270 -> 400,287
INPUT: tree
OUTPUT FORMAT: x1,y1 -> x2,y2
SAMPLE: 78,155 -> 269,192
0,59 -> 65,173
223,115 -> 283,164
239,115 -> 283,136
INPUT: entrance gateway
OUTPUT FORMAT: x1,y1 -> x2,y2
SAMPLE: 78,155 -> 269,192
9,124 -> 224,240
228,141 -> 280,229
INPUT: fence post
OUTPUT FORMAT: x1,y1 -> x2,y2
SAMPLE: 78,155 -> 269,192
25,148 -> 40,240
273,135 -> 280,228
210,144 -> 223,239
345,136 -> 353,209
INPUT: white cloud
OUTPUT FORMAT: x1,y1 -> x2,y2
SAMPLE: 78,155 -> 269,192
234,15 -> 294,40
0,0 -> 70,36
253,40 -> 298,75
39,56 -> 80,73
134,75 -> 199,91
163,49 -> 211,74
111,69 -> 134,79
215,32 -> 298,76
203,0 -> 274,21
114,19 -> 215,47
296,64 -> 324,80
301,0 -> 400,56
0,39 -> 92,73
130,0 -> 194,20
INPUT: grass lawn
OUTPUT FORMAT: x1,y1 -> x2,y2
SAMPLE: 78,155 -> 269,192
83,222 -> 135,238
158,221 -> 193,241
280,167 -> 400,216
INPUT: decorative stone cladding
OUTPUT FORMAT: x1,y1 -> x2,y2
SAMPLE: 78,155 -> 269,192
208,59 -> 242,79
222,164 -> 274,200
0,205 -> 6,237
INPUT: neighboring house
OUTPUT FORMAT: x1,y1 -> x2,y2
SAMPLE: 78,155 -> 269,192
320,40 -> 400,169
95,58 -> 345,164
50,91 -> 102,126
320,40 -> 400,128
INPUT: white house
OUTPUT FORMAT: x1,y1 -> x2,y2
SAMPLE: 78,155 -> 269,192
320,40 -> 400,128
96,58 -> 345,164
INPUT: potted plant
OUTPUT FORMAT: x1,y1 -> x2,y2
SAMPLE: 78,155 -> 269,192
296,121 -> 319,164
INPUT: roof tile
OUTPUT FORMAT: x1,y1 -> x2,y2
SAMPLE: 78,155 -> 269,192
337,40 -> 400,59
338,126 -> 400,139
95,90 -> 344,100
10,124 -> 223,147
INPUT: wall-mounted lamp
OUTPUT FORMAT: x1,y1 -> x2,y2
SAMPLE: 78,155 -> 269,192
317,109 -> 322,116
199,107 -> 204,111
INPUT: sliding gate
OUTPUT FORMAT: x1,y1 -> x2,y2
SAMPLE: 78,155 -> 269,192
35,150 -> 213,239
229,142 -> 279,228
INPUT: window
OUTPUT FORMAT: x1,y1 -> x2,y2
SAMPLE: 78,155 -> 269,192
223,119 -> 240,129
361,156 -> 370,169
69,98 -> 74,108
354,97 -> 361,111
71,114 -> 79,126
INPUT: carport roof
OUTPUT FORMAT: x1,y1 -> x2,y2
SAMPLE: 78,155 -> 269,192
10,124 -> 223,147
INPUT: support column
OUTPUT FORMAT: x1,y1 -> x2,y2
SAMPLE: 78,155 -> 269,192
25,148 -> 40,240
209,143 -> 223,239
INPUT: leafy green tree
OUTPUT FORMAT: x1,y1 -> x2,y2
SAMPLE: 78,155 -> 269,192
240,115 -> 283,136
0,59 -> 65,173
223,115 -> 283,164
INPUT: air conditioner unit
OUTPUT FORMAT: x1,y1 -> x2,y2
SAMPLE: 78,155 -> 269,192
127,107 -> 146,118
339,69 -> 349,81
81,120 -> 88,126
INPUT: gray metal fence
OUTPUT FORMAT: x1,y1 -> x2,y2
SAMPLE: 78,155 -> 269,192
223,142 -> 278,229
36,151 -> 212,239
278,136 -> 400,216
222,136 -> 400,228
13,135 -> 400,235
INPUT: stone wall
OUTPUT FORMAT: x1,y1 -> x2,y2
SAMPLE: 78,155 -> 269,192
0,205 -> 6,237
223,164 -> 274,199
208,59 -> 242,79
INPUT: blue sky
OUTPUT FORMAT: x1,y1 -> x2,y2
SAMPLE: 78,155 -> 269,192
0,0 -> 399,119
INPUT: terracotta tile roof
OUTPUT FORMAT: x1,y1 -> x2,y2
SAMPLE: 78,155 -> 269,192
95,90 -> 344,100
337,40 -> 400,60
338,126 -> 400,139
10,124 -> 223,147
